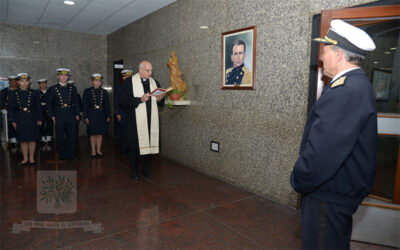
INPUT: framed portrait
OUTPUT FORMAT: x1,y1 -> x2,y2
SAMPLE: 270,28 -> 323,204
372,69 -> 391,101
221,26 -> 256,90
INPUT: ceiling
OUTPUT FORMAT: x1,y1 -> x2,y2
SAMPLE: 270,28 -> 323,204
0,0 -> 176,35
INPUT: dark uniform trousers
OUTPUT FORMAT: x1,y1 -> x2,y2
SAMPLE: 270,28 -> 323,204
54,110 -> 77,160
301,195 -> 358,250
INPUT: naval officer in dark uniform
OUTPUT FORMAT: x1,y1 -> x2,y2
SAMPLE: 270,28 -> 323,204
1,75 -> 19,148
114,69 -> 133,154
37,78 -> 53,146
8,73 -> 42,166
119,61 -> 165,180
290,20 -> 377,250
225,40 -> 252,86
82,73 -> 110,158
47,68 -> 81,160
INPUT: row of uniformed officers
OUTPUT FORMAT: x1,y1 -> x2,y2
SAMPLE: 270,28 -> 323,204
0,68 -> 111,166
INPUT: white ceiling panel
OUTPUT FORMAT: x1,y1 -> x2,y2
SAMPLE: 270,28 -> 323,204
38,0 -> 91,27
6,0 -> 48,24
65,1 -> 124,32
0,0 -> 176,35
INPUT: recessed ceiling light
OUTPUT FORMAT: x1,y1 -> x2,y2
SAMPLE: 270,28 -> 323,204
64,1 -> 75,5
200,26 -> 208,29
390,47 -> 396,50
33,41 -> 39,44
373,61 -> 379,64
384,51 -> 391,55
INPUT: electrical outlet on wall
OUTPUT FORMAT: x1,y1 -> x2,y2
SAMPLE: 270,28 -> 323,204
210,141 -> 219,152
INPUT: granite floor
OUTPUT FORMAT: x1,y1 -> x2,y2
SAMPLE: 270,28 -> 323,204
0,137 -> 394,249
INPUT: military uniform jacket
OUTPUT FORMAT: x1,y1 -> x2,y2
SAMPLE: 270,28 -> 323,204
290,68 -> 377,206
47,83 -> 81,121
225,64 -> 252,86
7,88 -> 42,126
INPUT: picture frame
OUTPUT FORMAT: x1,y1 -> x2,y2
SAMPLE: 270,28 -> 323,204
372,69 -> 391,101
221,26 -> 256,90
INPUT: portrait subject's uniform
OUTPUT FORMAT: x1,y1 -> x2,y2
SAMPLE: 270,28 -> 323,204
225,64 -> 251,86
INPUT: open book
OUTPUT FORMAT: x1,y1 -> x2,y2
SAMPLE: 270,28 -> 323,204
149,87 -> 173,96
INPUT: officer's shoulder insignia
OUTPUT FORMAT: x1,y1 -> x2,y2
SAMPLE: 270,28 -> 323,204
242,66 -> 251,73
331,76 -> 346,88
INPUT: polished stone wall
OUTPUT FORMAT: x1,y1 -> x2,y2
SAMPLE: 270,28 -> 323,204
108,0 -> 374,208
0,23 -> 107,135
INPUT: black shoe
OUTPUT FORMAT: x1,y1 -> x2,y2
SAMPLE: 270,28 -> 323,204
29,161 -> 36,165
91,154 -> 96,159
96,153 -> 104,158
18,161 -> 28,167
131,175 -> 139,180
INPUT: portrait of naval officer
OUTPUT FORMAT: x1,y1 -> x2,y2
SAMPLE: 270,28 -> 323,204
225,40 -> 252,86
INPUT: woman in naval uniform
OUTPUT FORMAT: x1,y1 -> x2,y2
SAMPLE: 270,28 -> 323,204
8,73 -> 42,166
82,73 -> 110,158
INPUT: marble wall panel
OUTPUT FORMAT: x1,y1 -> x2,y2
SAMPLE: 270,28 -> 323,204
177,0 -> 229,44
2,23 -> 49,59
308,0 -> 376,14
145,4 -> 180,52
1,23 -> 107,104
227,0 -> 308,31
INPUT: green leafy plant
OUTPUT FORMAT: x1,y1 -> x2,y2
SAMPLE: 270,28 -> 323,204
40,175 -> 74,208
169,89 -> 186,99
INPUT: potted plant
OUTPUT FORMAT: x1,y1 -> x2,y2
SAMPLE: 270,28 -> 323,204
168,89 -> 185,101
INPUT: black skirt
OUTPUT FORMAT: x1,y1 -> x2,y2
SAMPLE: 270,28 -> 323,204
16,123 -> 40,142
86,117 -> 108,135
